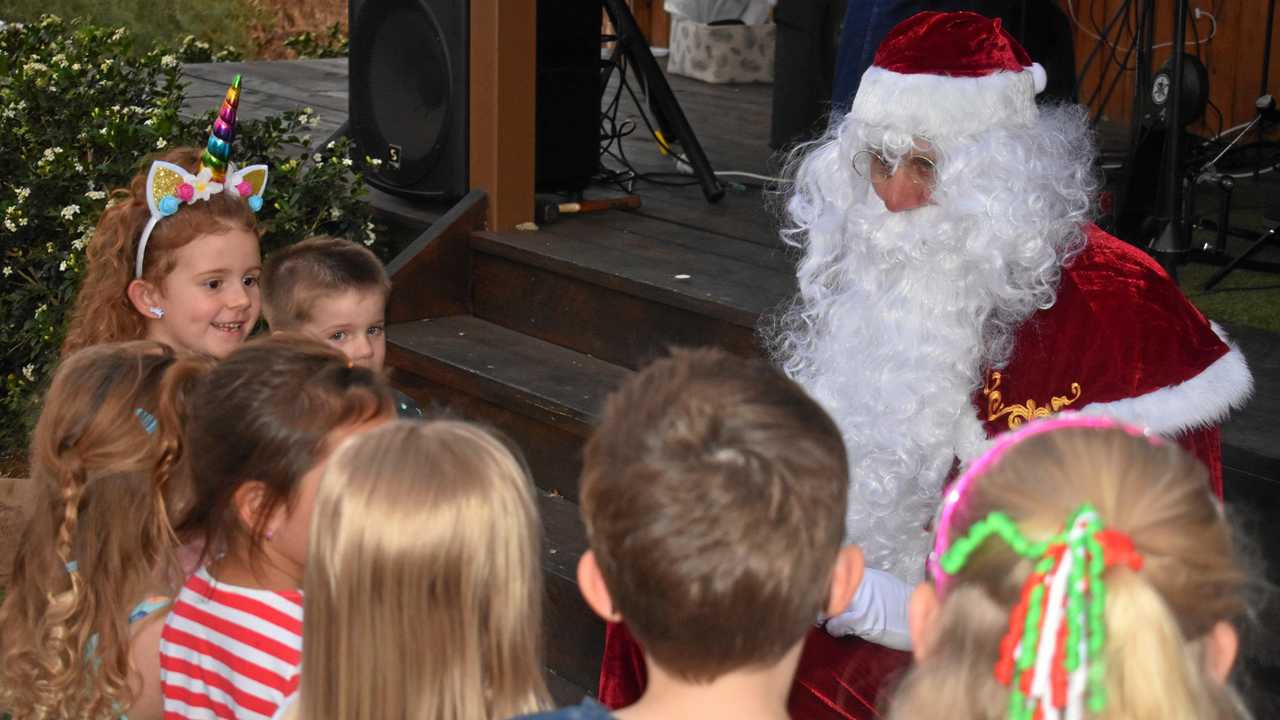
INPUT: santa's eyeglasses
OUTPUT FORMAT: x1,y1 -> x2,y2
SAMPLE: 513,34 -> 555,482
852,150 -> 938,187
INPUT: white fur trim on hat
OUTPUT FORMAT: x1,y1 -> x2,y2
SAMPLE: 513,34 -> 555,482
850,65 -> 1040,139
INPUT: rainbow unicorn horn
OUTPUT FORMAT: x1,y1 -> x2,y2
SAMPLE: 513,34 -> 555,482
198,74 -> 241,183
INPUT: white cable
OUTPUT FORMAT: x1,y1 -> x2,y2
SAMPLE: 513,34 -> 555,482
1216,120 -> 1258,139
1067,1 -> 1216,51
714,170 -> 788,183
1224,165 -> 1278,179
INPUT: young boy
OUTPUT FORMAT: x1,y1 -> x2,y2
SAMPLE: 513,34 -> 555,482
523,348 -> 864,720
261,235 -> 423,418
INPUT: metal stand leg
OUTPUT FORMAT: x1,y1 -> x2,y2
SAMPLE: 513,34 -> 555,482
601,0 -> 725,203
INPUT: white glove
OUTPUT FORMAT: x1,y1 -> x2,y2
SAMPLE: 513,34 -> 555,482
822,567 -> 913,651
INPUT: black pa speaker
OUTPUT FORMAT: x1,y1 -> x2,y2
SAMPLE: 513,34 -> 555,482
349,0 -> 468,199
536,0 -> 601,192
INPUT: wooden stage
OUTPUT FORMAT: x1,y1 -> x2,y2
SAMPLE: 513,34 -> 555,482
185,58 -> 1280,709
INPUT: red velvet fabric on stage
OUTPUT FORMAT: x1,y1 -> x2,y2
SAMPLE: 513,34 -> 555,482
598,622 -> 912,719
975,225 -> 1230,495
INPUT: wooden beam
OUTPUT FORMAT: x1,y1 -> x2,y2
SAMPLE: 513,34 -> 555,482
470,1 -> 537,231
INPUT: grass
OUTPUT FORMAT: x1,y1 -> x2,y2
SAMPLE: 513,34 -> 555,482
3,0 -> 347,59
1179,262 -> 1280,335
4,0 -> 255,54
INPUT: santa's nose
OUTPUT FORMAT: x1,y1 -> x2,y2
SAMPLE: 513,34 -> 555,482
873,170 -> 932,213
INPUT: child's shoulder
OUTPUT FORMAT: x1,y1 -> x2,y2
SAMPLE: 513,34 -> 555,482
513,698 -> 616,720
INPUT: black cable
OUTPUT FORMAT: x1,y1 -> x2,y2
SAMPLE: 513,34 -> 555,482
1085,0 -> 1139,117
1081,0 -> 1138,117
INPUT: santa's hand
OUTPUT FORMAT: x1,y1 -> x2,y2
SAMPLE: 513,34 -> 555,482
821,567 -> 913,651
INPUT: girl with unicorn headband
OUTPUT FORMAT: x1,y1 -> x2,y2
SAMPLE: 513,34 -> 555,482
64,75 -> 269,359
888,413 -> 1254,720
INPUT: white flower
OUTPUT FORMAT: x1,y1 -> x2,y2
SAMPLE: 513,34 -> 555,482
328,207 -> 342,221
155,137 -> 167,149
73,162 -> 83,173
84,190 -> 106,200
1,266 -> 10,276
71,62 -> 81,71
190,167 -> 222,201
363,236 -> 375,247
59,260 -> 67,272
60,204 -> 80,220
23,61 -> 49,75
22,365 -> 35,382
144,118 -> 155,126
1,106 -> 15,120
342,157 -> 353,167
42,146 -> 63,162
368,158 -> 383,168
326,141 -> 336,150
112,28 -> 127,41
51,53 -> 67,66
15,187 -> 30,203
160,54 -> 179,69
35,304 -> 47,317
3,219 -> 15,233
46,243 -> 54,252
100,59 -> 113,72
313,153 -> 323,163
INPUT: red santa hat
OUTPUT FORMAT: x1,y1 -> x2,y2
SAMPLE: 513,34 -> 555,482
849,11 -> 1048,139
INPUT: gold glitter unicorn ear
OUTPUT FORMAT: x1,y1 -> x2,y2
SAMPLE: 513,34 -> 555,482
223,162 -> 269,211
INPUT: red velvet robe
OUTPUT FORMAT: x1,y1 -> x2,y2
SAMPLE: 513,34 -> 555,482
597,226 -> 1251,718
975,225 -> 1248,496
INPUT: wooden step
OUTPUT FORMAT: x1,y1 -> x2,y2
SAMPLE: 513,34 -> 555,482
387,314 -> 630,501
470,215 -> 797,369
538,491 -> 602,697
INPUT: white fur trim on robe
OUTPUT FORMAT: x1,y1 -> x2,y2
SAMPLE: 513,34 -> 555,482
1077,322 -> 1253,437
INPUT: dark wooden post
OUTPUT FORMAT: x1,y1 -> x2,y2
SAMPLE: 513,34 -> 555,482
470,0 -> 537,231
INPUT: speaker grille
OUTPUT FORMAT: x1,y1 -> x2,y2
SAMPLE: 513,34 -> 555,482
351,0 -> 455,190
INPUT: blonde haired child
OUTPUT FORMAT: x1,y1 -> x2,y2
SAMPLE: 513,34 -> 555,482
158,335 -> 394,720
63,76 -> 269,359
892,414 -> 1252,720
0,341 -> 212,720
275,419 -> 549,720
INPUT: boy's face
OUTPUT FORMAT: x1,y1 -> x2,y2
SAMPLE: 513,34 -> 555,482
298,289 -> 387,371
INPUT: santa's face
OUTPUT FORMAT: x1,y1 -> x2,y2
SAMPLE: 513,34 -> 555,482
854,142 -> 938,213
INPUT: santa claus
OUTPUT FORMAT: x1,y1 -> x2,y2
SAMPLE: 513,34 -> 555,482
597,11 -> 1253,718
772,10 -> 1253,646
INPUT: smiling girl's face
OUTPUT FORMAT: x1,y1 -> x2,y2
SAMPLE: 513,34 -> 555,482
148,227 -> 262,358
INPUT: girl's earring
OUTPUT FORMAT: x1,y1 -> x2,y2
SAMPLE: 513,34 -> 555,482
149,306 -> 165,319
265,529 -> 275,541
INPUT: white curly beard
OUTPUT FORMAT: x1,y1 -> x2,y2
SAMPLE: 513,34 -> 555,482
770,105 -> 1096,583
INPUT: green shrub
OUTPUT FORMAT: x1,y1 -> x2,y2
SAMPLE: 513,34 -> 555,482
0,16 -> 376,467
284,22 -> 348,59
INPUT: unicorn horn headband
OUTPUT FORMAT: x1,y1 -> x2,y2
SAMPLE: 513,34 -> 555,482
930,414 -> 1155,720
135,74 -> 269,278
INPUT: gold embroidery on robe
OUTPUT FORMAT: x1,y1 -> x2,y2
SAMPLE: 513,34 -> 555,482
984,371 -> 1083,430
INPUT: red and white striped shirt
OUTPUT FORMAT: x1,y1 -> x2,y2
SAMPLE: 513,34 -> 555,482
159,566 -> 304,720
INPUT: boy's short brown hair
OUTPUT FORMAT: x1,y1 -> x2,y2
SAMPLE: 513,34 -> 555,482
261,236 -> 390,330
581,347 -> 849,682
